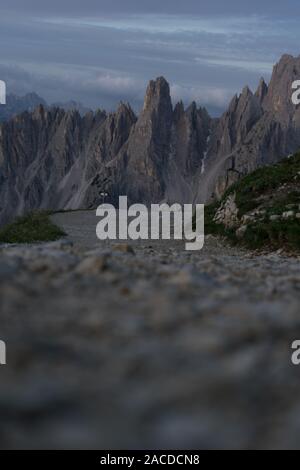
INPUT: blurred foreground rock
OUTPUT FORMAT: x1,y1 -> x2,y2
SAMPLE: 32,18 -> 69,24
0,229 -> 300,449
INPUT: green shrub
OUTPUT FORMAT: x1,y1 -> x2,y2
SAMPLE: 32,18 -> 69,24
0,211 -> 65,244
243,220 -> 300,251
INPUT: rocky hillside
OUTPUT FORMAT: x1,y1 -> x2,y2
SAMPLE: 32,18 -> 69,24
206,152 -> 300,252
0,54 -> 300,226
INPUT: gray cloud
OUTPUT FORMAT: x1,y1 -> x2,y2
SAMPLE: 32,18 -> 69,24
2,0 -> 300,16
0,2 -> 300,116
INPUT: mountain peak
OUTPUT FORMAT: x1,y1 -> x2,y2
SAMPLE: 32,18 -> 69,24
255,78 -> 268,104
263,54 -> 300,121
186,101 -> 197,115
143,76 -> 171,112
173,101 -> 185,120
278,53 -> 297,64
241,86 -> 253,98
116,101 -> 135,117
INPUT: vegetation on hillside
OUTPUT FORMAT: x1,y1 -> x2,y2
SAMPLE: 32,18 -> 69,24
0,211 -> 65,244
205,152 -> 300,252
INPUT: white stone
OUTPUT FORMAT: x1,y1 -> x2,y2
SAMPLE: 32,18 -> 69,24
214,193 -> 239,228
282,211 -> 295,219
236,225 -> 248,239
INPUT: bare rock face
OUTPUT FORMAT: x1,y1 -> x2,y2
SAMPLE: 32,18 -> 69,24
209,87 -> 263,159
81,103 -> 137,208
1,54 -> 300,225
213,193 -> 239,228
255,78 -> 268,105
119,77 -> 174,203
78,77 -> 211,209
0,103 -> 136,224
263,54 -> 300,122
199,54 -> 300,201
165,102 -> 211,203
0,77 -> 211,224
172,102 -> 210,175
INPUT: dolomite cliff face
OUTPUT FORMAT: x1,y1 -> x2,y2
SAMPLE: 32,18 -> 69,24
1,54 -> 300,225
200,54 -> 300,201
91,78 -> 211,207
0,77 -> 211,225
0,103 -> 136,225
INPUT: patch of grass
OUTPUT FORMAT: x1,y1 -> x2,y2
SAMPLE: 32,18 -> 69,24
205,207 -> 300,252
204,203 -> 222,235
0,211 -> 65,244
222,152 -> 300,217
243,219 -> 300,251
266,191 -> 300,216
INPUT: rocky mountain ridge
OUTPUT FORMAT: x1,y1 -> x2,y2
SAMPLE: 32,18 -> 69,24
205,54 -> 300,199
0,93 -> 47,123
0,79 -> 211,225
0,93 -> 91,123
0,54 -> 300,226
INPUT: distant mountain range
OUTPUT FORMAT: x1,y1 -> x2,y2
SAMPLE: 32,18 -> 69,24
50,100 -> 92,116
0,93 -> 91,123
0,93 -> 47,122
0,54 -> 300,226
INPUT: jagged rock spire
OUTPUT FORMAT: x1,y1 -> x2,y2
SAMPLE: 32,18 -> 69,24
255,78 -> 268,104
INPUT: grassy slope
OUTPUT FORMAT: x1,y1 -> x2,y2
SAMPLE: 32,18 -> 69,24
205,152 -> 300,252
0,211 -> 65,244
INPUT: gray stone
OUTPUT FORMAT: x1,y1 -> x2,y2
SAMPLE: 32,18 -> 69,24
282,211 -> 295,219
270,215 -> 281,221
75,255 -> 108,274
112,244 -> 135,255
236,225 -> 248,239
214,193 -> 239,228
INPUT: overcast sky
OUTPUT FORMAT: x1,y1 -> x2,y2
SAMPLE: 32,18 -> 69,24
0,0 -> 299,115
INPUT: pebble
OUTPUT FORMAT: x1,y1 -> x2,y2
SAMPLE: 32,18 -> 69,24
75,255 -> 108,274
112,244 -> 135,255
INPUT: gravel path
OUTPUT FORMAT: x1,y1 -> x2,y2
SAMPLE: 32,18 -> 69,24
0,211 -> 300,449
